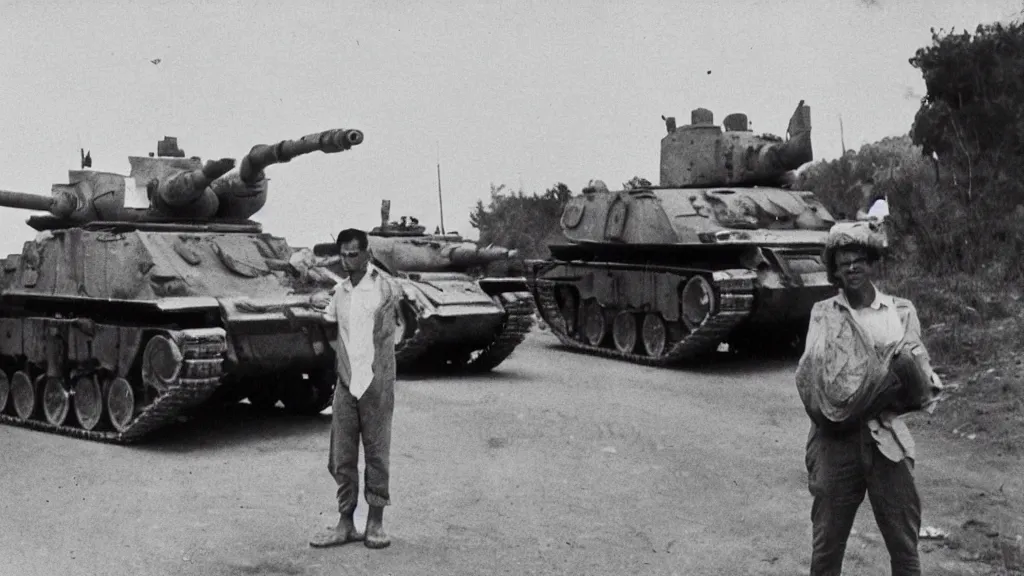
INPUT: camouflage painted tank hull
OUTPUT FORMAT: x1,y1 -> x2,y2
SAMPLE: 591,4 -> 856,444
525,241 -> 834,366
0,225 -> 338,444
390,273 -> 535,373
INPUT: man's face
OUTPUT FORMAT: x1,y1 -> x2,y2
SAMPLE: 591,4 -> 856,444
338,239 -> 370,274
834,247 -> 875,292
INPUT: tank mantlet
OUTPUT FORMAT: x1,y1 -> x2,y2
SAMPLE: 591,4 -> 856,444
660,100 -> 812,188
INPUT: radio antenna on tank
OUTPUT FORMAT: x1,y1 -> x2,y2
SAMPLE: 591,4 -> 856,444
436,141 -> 445,235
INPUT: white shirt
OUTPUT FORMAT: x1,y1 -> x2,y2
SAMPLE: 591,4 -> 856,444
330,264 -> 383,400
839,286 -> 905,353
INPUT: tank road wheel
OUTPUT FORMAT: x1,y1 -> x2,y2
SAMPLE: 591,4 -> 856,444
11,370 -> 36,420
73,375 -> 104,431
106,377 -> 137,433
581,300 -> 608,346
641,313 -> 668,358
0,370 -> 9,414
612,311 -> 639,354
42,376 -> 71,426
681,276 -> 716,331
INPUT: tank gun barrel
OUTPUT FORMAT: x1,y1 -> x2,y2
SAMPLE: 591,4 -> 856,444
0,187 -> 80,219
240,129 -> 364,183
446,245 -> 518,267
206,128 -> 364,220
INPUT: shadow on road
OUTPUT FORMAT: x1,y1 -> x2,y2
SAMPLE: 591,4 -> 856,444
133,402 -> 331,453
396,368 -> 533,383
129,368 -> 533,452
540,340 -> 800,376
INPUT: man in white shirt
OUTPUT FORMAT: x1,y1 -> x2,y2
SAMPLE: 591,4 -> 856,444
796,221 -> 944,576
307,228 -> 401,550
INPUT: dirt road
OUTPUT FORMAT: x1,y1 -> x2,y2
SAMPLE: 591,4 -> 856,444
1,331 -> 1021,575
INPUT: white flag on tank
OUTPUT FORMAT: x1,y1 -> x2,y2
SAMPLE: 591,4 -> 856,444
123,177 -> 150,209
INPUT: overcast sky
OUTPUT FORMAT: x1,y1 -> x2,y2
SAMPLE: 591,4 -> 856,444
1,0 -> 1020,256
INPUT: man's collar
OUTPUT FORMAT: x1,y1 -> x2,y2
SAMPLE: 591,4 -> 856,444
835,283 -> 893,310
337,263 -> 381,291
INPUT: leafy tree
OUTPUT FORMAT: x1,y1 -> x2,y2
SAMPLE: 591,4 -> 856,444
623,176 -> 652,190
469,183 -> 574,260
908,21 -> 1024,208
905,20 -> 1024,278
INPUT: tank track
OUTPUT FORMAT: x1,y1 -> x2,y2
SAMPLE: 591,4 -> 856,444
462,292 -> 536,372
0,328 -> 227,444
396,292 -> 536,372
530,272 -> 754,367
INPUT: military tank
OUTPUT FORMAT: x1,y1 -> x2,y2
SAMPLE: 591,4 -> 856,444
0,129 -> 363,443
308,200 -> 535,373
525,101 -> 838,366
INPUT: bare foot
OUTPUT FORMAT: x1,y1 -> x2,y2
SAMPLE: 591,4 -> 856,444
364,524 -> 391,549
364,505 -> 391,549
309,525 -> 364,548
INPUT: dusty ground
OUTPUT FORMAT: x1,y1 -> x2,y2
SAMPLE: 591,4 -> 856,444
1,330 -> 1022,576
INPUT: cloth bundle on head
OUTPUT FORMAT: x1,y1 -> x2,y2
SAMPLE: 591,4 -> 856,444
822,220 -> 889,285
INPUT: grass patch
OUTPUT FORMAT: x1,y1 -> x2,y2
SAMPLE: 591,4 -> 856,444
878,253 -> 1022,371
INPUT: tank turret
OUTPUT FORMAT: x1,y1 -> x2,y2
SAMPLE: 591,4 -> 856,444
309,199 -> 514,272
370,237 -> 516,272
0,167 -> 135,226
313,235 -> 516,272
660,100 -> 812,188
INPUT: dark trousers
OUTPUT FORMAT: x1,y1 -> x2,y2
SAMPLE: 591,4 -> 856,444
806,424 -> 921,576
328,376 -> 394,514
